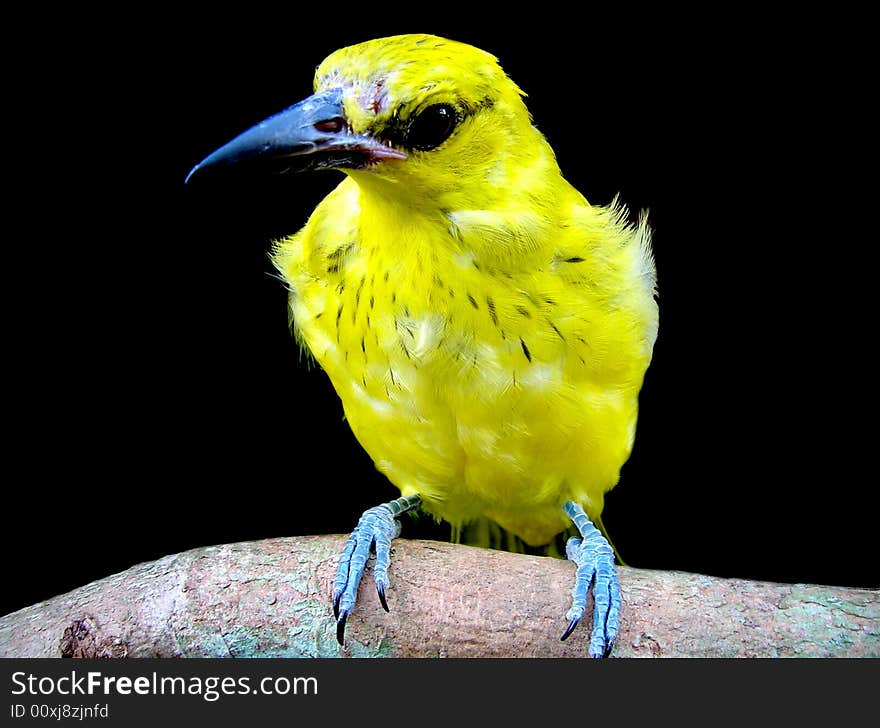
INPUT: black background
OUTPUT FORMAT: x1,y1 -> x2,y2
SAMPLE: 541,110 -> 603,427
6,12 -> 875,618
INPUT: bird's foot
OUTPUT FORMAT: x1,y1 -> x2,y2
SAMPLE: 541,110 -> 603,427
560,501 -> 621,657
332,494 -> 421,645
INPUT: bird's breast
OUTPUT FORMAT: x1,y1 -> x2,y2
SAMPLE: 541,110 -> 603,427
291,246 -> 634,526
274,189 -> 655,541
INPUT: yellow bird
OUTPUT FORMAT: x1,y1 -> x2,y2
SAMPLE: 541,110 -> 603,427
188,34 -> 658,657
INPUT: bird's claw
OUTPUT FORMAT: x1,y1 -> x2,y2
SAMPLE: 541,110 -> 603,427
332,500 -> 409,645
336,612 -> 347,645
561,502 -> 621,657
377,583 -> 389,612
560,617 -> 580,642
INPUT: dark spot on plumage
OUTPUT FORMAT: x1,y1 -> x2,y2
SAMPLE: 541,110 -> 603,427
363,375 -> 367,387
384,270 -> 390,283
315,312 -> 323,319
336,303 -> 344,325
515,305 -> 532,318
361,337 -> 366,353
544,296 -> 557,306
473,260 -> 481,272
469,95 -> 495,114
433,273 -> 444,288
327,243 -> 354,273
366,313 -> 371,328
448,287 -> 455,298
500,329 -> 506,340
564,257 -> 585,263
370,295 -> 375,309
520,338 -> 532,362
404,306 -> 410,317
550,322 -> 565,341
336,281 -> 345,294
392,292 -> 396,304
328,243 -> 355,261
395,317 -> 415,342
467,294 -> 478,309
486,296 -> 498,325
355,276 -> 365,306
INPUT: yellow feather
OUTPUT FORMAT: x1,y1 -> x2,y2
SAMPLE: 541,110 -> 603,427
272,34 -> 658,547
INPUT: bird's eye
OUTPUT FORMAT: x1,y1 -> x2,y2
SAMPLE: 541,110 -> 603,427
404,104 -> 458,151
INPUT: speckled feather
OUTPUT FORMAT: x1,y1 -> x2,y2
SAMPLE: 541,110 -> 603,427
273,35 -> 658,546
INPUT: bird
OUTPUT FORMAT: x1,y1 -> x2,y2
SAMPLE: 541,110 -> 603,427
187,34 -> 658,657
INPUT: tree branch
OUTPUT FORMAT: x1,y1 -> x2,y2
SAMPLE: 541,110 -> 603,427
1,536 -> 877,658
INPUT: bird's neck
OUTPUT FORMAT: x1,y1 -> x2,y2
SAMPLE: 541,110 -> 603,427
348,148 -> 575,272
354,182 -> 449,250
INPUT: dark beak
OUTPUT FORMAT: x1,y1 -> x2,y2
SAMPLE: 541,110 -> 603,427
185,88 -> 405,183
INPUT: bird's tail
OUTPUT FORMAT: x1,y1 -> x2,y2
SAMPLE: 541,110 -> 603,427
453,515 -> 627,565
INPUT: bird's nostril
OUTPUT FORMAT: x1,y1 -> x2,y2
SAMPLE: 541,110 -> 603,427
314,118 -> 346,134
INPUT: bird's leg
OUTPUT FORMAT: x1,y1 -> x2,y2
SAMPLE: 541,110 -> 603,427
560,501 -> 621,657
332,494 -> 421,644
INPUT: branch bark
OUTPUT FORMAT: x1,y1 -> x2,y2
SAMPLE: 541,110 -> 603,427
1,536 -> 876,658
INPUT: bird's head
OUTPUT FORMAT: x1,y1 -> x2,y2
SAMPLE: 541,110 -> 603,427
187,35 -> 550,208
